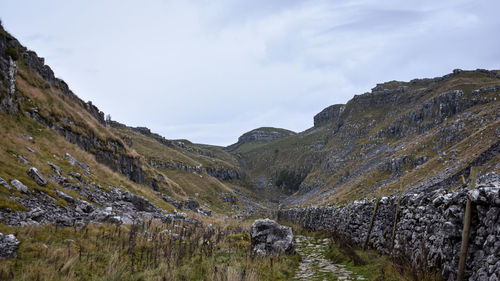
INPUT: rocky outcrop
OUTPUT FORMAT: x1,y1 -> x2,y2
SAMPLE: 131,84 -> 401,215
227,127 -> 296,151
278,172 -> 500,281
85,101 -> 105,125
149,158 -> 239,181
28,167 -> 47,186
313,104 -> 345,127
10,179 -> 29,194
205,167 -> 240,181
0,233 -> 20,258
184,198 -> 211,216
160,195 -> 183,209
251,219 -> 294,256
0,176 -> 11,190
0,53 -> 19,114
0,175 -> 199,227
132,126 -> 173,147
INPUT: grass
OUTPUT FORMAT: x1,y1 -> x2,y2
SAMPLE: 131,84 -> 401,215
0,218 -> 299,281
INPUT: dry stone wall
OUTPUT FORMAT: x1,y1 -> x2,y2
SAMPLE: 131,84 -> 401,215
278,172 -> 500,281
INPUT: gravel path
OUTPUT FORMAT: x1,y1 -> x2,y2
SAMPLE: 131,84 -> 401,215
294,235 -> 367,281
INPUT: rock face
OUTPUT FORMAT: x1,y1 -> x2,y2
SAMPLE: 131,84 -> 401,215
28,167 -> 47,186
251,218 -> 294,256
205,167 -> 240,181
278,172 -> 500,281
226,127 -> 296,151
0,27 -> 19,114
0,233 -> 20,258
313,104 -> 345,127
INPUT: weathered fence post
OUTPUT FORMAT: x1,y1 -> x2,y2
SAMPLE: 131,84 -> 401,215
390,185 -> 403,251
363,197 -> 380,251
456,167 -> 477,281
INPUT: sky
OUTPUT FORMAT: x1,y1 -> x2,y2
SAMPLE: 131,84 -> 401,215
1,0 -> 500,145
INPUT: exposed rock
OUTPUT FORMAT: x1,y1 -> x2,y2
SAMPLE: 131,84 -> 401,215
68,172 -> 82,182
0,233 -> 20,258
0,55 -> 19,114
47,161 -> 62,175
183,198 -> 211,216
227,127 -> 296,151
55,190 -> 74,203
160,195 -> 183,209
197,208 -> 212,216
184,198 -> 200,211
65,153 -> 90,174
21,134 -> 33,142
122,191 -> 157,212
220,193 -> 237,205
0,176 -> 12,190
205,167 -> 240,181
28,167 -> 47,186
14,154 -> 30,165
313,104 -> 346,127
251,218 -> 294,256
10,179 -> 29,193
85,101 -> 105,125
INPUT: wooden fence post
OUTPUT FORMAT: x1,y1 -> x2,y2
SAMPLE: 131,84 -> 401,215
390,184 -> 403,251
363,197 -> 380,251
456,167 -> 477,281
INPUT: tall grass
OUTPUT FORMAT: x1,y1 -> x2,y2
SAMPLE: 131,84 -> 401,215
0,219 -> 299,281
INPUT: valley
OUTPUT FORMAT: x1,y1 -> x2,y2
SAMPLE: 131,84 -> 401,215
0,21 -> 499,281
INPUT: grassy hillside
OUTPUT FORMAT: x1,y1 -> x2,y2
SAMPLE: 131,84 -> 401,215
234,70 -> 500,206
0,23 -> 268,219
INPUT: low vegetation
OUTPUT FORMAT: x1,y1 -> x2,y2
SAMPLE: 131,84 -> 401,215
0,218 -> 300,281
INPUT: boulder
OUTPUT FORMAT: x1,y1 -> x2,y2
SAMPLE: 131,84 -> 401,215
47,161 -> 62,175
0,233 -> 20,258
185,198 -> 200,211
55,190 -> 75,203
197,208 -> 212,217
10,179 -> 29,193
28,167 -> 47,186
160,195 -> 183,209
0,176 -> 12,190
251,219 -> 294,256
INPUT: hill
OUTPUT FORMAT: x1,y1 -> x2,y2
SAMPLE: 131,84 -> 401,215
235,69 -> 500,205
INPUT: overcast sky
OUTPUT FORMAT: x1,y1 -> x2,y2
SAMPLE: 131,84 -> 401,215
1,0 -> 499,145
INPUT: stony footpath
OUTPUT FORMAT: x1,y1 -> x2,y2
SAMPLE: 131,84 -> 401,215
294,235 -> 366,281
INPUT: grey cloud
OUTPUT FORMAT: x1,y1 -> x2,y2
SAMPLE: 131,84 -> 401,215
1,0 -> 499,145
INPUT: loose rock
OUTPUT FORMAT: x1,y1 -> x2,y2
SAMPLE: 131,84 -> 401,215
28,167 -> 47,186
10,179 -> 29,193
0,176 -> 12,190
251,218 -> 294,256
0,233 -> 20,258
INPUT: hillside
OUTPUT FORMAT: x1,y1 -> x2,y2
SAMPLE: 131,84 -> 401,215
234,69 -> 500,205
0,23 -> 270,226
